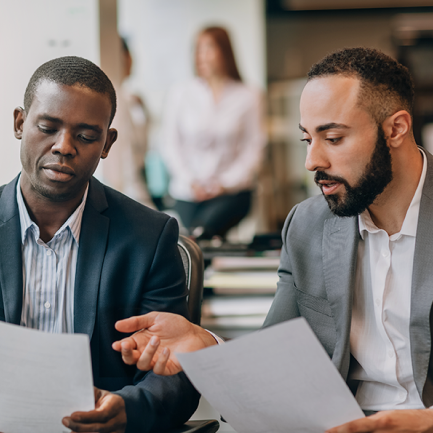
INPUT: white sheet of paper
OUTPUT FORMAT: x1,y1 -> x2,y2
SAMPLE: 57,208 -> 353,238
178,318 -> 364,433
0,321 -> 94,433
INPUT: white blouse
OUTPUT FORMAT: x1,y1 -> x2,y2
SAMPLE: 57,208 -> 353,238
162,77 -> 266,201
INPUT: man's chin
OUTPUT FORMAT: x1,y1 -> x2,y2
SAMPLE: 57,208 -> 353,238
324,193 -> 343,214
324,193 -> 367,218
34,184 -> 80,203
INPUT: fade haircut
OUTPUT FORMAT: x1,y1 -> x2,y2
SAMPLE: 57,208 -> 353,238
24,56 -> 117,124
307,48 -> 414,125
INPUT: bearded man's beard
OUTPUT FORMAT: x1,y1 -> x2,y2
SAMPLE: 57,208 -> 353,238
315,125 -> 393,217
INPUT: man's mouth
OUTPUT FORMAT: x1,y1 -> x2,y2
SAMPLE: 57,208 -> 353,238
317,180 -> 342,195
42,164 -> 75,182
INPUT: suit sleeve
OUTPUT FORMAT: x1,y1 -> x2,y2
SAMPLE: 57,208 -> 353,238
114,217 -> 200,433
263,205 -> 301,328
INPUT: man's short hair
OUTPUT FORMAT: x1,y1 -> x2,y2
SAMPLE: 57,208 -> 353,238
307,47 -> 414,125
24,56 -> 117,124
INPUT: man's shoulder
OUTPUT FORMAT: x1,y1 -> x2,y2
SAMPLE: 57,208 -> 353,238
282,194 -> 348,240
102,183 -> 169,222
291,194 -> 334,223
101,183 -> 155,211
0,177 -> 20,220
0,176 -> 17,197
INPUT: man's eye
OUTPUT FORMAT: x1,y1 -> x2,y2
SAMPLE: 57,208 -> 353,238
37,125 -> 56,134
300,138 -> 311,144
79,135 -> 97,143
326,137 -> 341,144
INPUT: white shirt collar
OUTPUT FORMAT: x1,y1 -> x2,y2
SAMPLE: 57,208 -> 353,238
358,148 -> 427,240
16,176 -> 89,245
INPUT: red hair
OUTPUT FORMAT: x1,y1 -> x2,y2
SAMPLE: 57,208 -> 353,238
195,26 -> 242,82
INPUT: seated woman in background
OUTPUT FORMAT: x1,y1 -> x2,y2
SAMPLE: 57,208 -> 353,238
163,26 -> 266,240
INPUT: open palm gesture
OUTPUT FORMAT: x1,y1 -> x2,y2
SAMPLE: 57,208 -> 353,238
112,312 -> 217,375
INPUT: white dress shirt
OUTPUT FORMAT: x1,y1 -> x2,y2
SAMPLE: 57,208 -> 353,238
163,77 -> 266,201
350,149 -> 427,411
18,178 -> 88,333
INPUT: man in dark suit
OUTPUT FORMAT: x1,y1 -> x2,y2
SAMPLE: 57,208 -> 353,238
113,48 -> 433,432
0,56 -> 199,433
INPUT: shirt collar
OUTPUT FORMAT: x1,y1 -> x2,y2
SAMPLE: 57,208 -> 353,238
16,177 -> 89,245
358,148 -> 427,240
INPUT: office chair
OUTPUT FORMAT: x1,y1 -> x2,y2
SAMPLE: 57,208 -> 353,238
164,235 -> 220,433
178,235 -> 205,326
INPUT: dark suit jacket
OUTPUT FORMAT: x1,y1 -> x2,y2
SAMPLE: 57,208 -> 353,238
264,149 -> 433,408
0,176 -> 200,433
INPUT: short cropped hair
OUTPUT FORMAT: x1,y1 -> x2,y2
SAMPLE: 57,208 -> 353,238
24,56 -> 117,124
307,48 -> 414,124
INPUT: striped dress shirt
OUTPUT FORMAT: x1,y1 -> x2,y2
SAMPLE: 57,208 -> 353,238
17,179 -> 88,333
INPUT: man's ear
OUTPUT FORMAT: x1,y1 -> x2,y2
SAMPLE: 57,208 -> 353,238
13,107 -> 26,140
382,110 -> 412,149
101,128 -> 118,159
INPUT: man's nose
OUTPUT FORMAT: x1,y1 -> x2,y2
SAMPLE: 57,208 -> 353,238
305,141 -> 329,172
51,131 -> 76,157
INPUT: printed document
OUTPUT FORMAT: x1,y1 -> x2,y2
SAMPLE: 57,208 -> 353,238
0,321 -> 94,433
178,318 -> 364,433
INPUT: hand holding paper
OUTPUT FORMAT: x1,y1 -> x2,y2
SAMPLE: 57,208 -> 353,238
176,318 -> 364,433
0,321 -> 94,433
326,409 -> 433,433
62,387 -> 126,432
112,313 -> 433,432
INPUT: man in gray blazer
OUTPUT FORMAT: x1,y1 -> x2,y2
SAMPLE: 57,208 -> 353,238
113,48 -> 433,432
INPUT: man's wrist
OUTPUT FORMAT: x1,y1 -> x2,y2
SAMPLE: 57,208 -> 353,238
203,329 -> 224,345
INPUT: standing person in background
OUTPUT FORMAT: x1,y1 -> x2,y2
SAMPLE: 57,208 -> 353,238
163,26 -> 266,240
102,38 -> 154,208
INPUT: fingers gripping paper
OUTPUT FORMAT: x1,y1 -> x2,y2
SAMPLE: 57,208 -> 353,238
0,321 -> 94,433
177,318 -> 364,433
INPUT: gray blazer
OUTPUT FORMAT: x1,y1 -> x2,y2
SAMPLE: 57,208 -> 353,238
264,149 -> 433,407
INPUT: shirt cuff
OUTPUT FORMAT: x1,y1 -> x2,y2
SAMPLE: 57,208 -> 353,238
205,329 -> 225,345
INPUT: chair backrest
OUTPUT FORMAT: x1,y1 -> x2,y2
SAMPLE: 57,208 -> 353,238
177,235 -> 204,325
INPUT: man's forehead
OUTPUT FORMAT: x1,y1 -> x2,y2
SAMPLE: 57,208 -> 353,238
299,75 -> 366,130
25,80 -> 112,130
33,80 -> 103,100
29,80 -> 111,115
301,75 -> 361,104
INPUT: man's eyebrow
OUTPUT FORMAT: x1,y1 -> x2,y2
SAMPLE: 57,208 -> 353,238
77,123 -> 103,133
316,123 -> 350,133
298,123 -> 350,134
37,114 -> 62,123
37,115 -> 102,133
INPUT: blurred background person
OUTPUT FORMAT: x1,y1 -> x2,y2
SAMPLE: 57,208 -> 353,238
101,37 -> 154,207
162,26 -> 266,240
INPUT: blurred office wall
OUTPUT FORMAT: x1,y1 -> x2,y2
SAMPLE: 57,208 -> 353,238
267,13 -> 396,81
117,0 -> 266,152
0,0 -> 123,186
0,0 -> 101,185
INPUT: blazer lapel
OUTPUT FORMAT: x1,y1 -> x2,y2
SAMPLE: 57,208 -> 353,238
322,215 -> 359,379
411,150 -> 433,405
0,176 -> 23,324
74,178 -> 109,338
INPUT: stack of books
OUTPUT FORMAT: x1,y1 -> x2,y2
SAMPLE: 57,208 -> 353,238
201,256 -> 280,337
